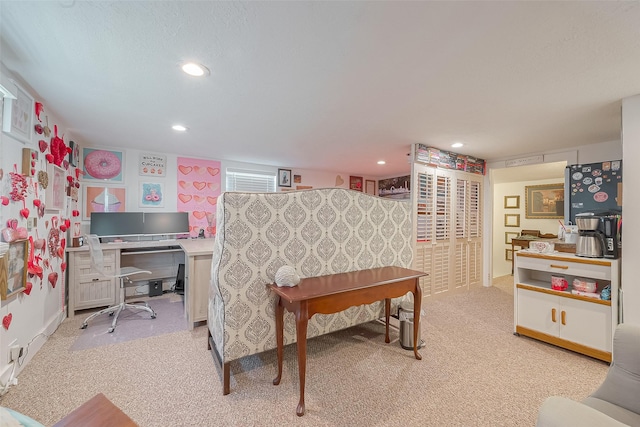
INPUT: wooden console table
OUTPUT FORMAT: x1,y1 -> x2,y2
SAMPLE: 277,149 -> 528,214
268,266 -> 427,416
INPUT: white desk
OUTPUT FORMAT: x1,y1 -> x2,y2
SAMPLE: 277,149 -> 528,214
66,238 -> 214,330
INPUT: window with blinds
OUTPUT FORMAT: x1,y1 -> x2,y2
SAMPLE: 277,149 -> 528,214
225,169 -> 277,192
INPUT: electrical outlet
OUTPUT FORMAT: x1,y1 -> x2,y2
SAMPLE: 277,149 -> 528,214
9,345 -> 23,363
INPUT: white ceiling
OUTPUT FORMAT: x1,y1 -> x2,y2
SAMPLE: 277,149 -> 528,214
1,1 -> 639,178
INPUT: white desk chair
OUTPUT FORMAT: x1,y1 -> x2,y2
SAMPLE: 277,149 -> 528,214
80,235 -> 156,333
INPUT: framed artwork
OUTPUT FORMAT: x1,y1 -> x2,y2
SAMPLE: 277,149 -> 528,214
350,176 -> 363,192
365,179 -> 376,196
83,185 -> 126,220
505,232 -> 519,244
139,152 -> 167,177
68,140 -> 79,167
505,213 -> 520,227
504,195 -> 520,209
2,240 -> 28,299
139,182 -> 165,208
525,183 -> 564,219
505,249 -> 513,261
45,163 -> 65,212
2,82 -> 34,144
278,169 -> 292,187
293,174 -> 302,184
81,147 -> 124,183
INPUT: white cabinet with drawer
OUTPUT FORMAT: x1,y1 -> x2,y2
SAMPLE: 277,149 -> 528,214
67,249 -> 118,317
514,252 -> 620,362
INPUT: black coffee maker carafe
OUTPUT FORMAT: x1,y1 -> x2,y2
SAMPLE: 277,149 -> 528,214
600,215 -> 620,259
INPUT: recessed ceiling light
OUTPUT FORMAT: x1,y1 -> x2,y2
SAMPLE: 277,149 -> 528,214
451,142 -> 464,148
377,160 -> 386,165
181,62 -> 209,77
172,125 -> 187,131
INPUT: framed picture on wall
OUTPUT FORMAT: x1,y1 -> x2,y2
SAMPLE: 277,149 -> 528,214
2,239 -> 28,299
525,183 -> 564,219
83,185 -> 126,220
139,182 -> 165,208
2,81 -> 34,144
505,249 -> 513,261
365,179 -> 376,195
278,169 -> 292,187
45,163 -> 65,212
505,213 -> 520,227
505,232 -> 519,244
504,195 -> 520,209
350,176 -> 363,192
81,148 -> 124,183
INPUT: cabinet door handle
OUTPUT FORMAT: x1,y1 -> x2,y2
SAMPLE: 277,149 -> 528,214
551,308 -> 556,323
92,278 -> 99,282
550,264 -> 569,270
561,310 -> 566,325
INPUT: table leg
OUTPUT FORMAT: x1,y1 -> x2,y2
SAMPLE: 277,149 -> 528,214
413,280 -> 423,360
273,296 -> 284,386
295,302 -> 309,417
384,298 -> 391,343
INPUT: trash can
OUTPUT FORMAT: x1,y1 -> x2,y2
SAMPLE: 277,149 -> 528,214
398,301 -> 425,350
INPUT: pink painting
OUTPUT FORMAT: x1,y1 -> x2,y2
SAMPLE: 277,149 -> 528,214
176,157 -> 221,238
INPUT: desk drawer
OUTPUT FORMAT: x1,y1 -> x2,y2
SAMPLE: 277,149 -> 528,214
516,254 -> 611,281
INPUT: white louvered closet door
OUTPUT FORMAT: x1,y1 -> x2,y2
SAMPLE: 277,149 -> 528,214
413,163 -> 482,297
454,175 -> 483,290
413,165 -> 453,297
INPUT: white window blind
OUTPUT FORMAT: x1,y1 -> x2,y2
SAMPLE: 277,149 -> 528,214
225,169 -> 276,193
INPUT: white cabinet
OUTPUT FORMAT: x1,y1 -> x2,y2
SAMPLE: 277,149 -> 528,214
185,253 -> 211,325
514,252 -> 620,362
67,249 -> 117,317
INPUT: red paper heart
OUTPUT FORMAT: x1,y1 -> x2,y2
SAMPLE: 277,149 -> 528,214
60,224 -> 67,232
2,313 -> 12,330
48,272 -> 58,288
30,168 -> 35,175
57,247 -> 64,258
0,196 -> 8,206
33,199 -> 41,207
45,154 -> 54,163
72,210 -> 80,217
43,259 -> 50,269
64,219 -> 70,228
20,208 -> 30,218
39,140 -> 48,152
60,262 -> 67,273
24,282 -> 33,295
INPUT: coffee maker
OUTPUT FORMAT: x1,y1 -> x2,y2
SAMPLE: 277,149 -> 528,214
575,213 -> 605,258
600,214 -> 620,259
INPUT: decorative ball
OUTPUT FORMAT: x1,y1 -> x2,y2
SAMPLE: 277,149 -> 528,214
275,266 -> 300,287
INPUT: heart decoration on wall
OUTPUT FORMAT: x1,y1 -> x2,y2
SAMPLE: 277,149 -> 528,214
24,282 -> 33,296
2,314 -> 12,330
48,272 -> 58,288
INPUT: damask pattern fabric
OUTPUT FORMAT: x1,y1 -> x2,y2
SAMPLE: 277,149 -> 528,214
208,188 -> 413,363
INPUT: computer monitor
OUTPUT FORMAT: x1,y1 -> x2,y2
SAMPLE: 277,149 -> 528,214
142,212 -> 190,236
90,212 -> 144,237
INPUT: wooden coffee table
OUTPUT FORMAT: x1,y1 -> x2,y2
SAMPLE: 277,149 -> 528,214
52,393 -> 137,427
269,266 -> 427,416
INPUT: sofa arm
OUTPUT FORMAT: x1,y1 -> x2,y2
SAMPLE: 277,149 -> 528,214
536,396 -> 628,427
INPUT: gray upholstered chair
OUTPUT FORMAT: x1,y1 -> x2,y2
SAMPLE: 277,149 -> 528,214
536,323 -> 640,427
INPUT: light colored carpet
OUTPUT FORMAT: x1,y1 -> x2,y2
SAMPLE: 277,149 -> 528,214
70,297 -> 188,351
0,277 -> 608,426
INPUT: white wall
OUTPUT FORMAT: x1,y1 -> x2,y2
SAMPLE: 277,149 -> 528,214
0,66 -> 71,385
492,178 -> 563,278
621,94 -> 640,325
